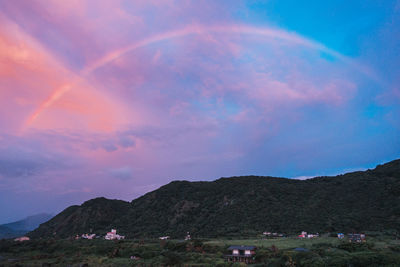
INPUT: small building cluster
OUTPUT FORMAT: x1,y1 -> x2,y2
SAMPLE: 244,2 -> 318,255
81,233 -> 96,239
348,233 -> 366,243
71,229 -> 125,240
298,231 -> 319,238
105,229 -> 125,240
226,245 -> 257,264
263,232 -> 284,238
335,233 -> 366,242
14,236 -> 30,242
74,233 -> 97,240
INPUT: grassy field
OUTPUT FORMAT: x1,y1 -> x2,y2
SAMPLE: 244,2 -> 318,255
205,236 -> 342,249
0,235 -> 400,266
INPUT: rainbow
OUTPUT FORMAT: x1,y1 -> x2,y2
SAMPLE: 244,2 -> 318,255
25,24 -> 374,128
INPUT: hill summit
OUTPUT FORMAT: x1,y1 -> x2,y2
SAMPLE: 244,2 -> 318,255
29,160 -> 400,238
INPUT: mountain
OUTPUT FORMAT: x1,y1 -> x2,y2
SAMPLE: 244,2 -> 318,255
29,159 -> 400,239
30,198 -> 130,238
0,225 -> 27,239
0,213 -> 53,239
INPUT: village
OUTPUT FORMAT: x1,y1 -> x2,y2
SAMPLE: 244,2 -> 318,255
4,227 -> 397,267
12,229 -> 368,264
225,231 -> 367,264
14,229 -> 368,243
15,229 -> 366,242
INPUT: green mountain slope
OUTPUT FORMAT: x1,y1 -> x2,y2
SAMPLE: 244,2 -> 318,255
29,198 -> 131,238
29,159 -> 400,239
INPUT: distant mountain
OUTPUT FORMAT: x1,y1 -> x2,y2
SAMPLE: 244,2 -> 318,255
0,225 -> 26,239
0,213 -> 53,239
2,213 -> 53,232
29,159 -> 400,239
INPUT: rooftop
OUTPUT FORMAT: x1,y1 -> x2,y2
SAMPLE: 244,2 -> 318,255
227,245 -> 256,250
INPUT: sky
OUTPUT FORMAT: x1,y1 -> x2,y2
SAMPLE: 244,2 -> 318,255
0,0 -> 399,223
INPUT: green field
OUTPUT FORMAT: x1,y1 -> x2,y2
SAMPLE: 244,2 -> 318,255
1,235 -> 400,266
205,236 -> 343,249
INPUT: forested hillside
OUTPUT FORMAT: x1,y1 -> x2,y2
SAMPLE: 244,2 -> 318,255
29,159 -> 400,238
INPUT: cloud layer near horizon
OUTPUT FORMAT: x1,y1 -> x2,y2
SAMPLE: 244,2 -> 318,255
0,0 -> 399,223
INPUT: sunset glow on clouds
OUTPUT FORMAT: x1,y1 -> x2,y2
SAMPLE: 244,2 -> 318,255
0,0 -> 399,222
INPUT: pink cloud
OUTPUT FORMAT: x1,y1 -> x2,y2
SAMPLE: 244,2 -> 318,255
0,15 -> 138,135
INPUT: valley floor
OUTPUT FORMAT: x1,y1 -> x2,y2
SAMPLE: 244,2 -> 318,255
1,234 -> 400,266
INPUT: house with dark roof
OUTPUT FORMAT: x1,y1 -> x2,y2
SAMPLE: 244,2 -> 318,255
225,245 -> 257,263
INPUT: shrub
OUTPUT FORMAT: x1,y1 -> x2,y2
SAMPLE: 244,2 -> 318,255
162,251 -> 183,266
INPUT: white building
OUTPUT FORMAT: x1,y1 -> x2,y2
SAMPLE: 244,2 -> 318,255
82,233 -> 96,239
105,229 -> 125,240
184,232 -> 191,240
298,231 -> 307,238
14,236 -> 30,242
308,233 -> 319,238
